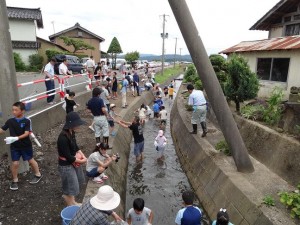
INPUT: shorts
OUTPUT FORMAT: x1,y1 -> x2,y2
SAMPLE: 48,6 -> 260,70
94,116 -> 109,138
134,141 -> 144,157
108,120 -> 114,127
169,95 -> 173,100
154,112 -> 159,118
11,148 -> 33,161
94,75 -> 100,80
86,167 -> 100,178
58,165 -> 85,196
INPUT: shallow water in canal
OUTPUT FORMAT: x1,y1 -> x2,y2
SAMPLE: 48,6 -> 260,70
125,79 -> 209,225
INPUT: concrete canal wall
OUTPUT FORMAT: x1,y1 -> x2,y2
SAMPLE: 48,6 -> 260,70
170,89 -> 296,225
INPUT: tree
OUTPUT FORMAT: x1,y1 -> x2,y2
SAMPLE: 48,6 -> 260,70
125,51 -> 139,63
59,36 -> 95,53
225,54 -> 259,112
209,54 -> 228,91
107,37 -> 123,69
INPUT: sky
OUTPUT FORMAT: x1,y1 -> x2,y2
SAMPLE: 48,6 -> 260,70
6,0 -> 280,56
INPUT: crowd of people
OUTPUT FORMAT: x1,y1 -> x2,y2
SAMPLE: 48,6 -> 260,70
0,56 -> 232,224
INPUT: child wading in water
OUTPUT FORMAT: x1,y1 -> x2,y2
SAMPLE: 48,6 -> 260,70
136,103 -> 147,125
154,130 -> 167,161
86,143 -> 117,184
127,198 -> 154,225
0,102 -> 43,190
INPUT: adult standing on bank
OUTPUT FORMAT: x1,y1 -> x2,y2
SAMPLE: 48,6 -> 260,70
121,76 -> 129,108
86,56 -> 95,76
44,58 -> 56,105
187,84 -> 208,137
57,112 -> 87,206
59,58 -> 72,93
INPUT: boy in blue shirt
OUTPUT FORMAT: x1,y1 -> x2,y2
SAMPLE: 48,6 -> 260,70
152,100 -> 160,118
175,190 -> 202,225
0,102 -> 42,190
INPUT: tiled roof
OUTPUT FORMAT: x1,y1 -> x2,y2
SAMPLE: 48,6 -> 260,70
49,23 -> 105,42
7,7 -> 43,28
220,35 -> 300,54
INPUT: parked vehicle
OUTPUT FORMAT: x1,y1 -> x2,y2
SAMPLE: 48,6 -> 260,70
54,55 -> 85,74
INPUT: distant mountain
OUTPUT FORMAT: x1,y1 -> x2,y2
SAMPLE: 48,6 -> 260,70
118,53 -> 192,62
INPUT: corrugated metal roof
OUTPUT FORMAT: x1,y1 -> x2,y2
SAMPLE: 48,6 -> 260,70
220,35 -> 300,54
7,7 -> 43,28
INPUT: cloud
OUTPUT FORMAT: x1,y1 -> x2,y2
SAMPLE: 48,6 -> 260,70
6,0 -> 278,55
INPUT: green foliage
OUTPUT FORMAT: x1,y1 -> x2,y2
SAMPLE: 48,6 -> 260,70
107,37 -> 123,54
225,54 -> 259,112
125,51 -> 139,63
183,65 -> 202,90
240,104 -> 264,121
262,87 -> 284,125
215,140 -> 231,156
279,184 -> 300,219
209,54 -> 228,91
154,65 -> 182,84
28,54 -> 44,71
13,52 -> 26,71
263,195 -> 275,207
185,104 -> 193,111
107,37 -> 123,69
194,80 -> 203,90
59,36 -> 95,53
45,49 -> 65,61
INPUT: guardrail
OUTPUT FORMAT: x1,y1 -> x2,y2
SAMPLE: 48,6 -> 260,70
17,73 -> 93,105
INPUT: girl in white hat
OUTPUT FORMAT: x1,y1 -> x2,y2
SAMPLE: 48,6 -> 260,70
154,130 -> 167,161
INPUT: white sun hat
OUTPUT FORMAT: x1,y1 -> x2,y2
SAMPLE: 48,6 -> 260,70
90,185 -> 121,211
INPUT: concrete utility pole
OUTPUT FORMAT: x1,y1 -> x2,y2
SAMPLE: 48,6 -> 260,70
179,48 -> 182,62
160,14 -> 169,75
173,37 -> 178,68
0,0 -> 29,172
168,0 -> 254,172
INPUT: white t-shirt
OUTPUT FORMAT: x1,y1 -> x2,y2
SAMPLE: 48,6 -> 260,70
188,90 -> 206,106
138,108 -> 146,118
59,63 -> 68,75
127,207 -> 151,225
44,62 -> 54,77
86,152 -> 106,172
160,109 -> 167,120
102,64 -> 108,75
100,88 -> 110,105
86,59 -> 95,68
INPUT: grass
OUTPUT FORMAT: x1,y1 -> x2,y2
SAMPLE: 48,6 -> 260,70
154,65 -> 183,84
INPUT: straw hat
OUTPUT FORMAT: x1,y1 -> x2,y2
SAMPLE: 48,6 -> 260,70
90,185 -> 120,211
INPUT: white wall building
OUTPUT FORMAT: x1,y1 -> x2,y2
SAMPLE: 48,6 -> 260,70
221,0 -> 300,98
7,7 -> 43,65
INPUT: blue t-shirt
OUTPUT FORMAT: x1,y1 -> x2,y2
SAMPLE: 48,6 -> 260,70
156,99 -> 163,107
175,206 -> 202,225
121,79 -> 128,93
87,97 -> 106,116
153,103 -> 160,113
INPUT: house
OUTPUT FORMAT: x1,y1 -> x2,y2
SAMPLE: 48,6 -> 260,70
37,37 -> 68,65
49,23 -> 105,62
220,0 -> 300,98
7,7 -> 43,65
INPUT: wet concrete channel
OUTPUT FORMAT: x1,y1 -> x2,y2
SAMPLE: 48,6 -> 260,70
125,78 -> 209,225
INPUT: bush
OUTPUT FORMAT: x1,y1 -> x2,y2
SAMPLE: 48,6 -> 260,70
13,52 -> 26,71
240,104 -> 264,121
28,54 -> 44,71
262,87 -> 284,125
183,65 -> 203,90
215,140 -> 231,156
209,54 -> 228,91
45,49 -> 65,61
279,184 -> 300,219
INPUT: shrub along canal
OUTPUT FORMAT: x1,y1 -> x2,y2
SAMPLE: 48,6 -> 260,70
125,78 -> 209,225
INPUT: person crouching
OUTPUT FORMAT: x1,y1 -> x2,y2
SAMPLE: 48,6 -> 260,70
86,143 -> 118,184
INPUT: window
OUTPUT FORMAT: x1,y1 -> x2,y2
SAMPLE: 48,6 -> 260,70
285,23 -> 300,36
284,16 -> 292,22
257,58 -> 290,82
294,14 -> 300,21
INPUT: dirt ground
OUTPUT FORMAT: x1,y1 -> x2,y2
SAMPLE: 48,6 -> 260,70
0,74 -> 179,225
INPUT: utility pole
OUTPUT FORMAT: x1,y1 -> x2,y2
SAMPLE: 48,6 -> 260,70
0,0 -> 28,172
179,47 -> 182,62
168,0 -> 254,173
173,37 -> 178,68
160,14 -> 169,75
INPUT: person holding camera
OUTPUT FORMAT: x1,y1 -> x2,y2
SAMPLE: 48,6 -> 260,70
86,142 -> 119,184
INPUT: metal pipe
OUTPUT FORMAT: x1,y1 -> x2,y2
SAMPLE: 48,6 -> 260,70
168,0 -> 254,172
